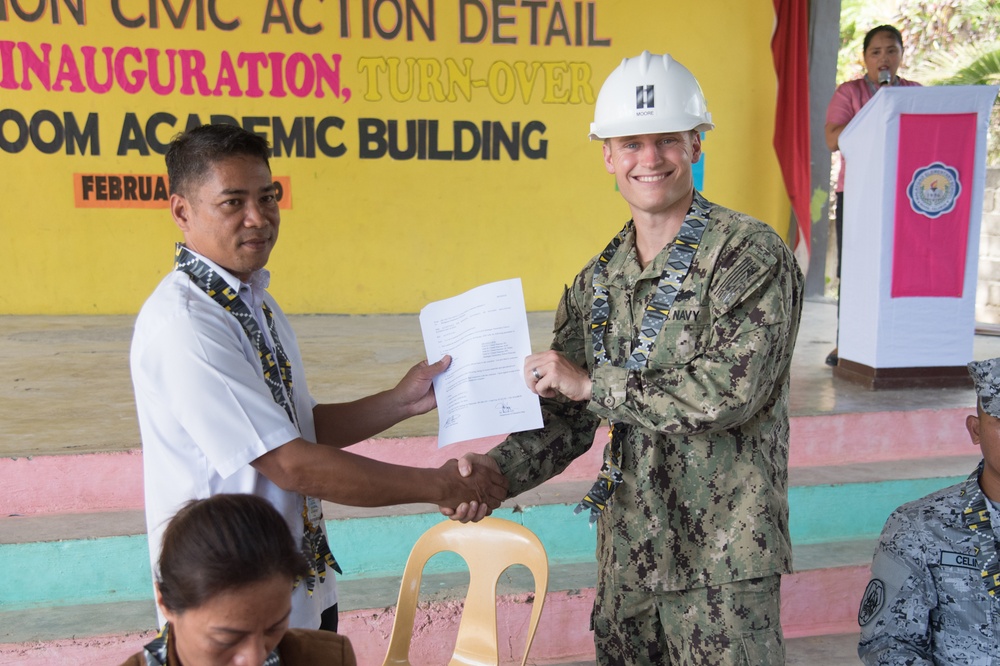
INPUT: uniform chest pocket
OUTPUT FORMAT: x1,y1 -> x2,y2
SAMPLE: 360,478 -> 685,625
646,308 -> 711,367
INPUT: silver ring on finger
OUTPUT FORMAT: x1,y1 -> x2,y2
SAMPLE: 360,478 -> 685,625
531,368 -> 542,381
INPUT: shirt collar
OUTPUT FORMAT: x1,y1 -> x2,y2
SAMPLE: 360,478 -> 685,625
242,267 -> 271,311
609,190 -> 708,280
176,244 -> 271,296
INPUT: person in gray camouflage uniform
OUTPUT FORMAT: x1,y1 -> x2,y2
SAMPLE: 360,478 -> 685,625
858,357 -> 1000,664
446,52 -> 803,665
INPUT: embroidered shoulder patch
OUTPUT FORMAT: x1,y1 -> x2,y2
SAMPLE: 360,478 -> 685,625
858,579 -> 885,626
711,243 -> 776,311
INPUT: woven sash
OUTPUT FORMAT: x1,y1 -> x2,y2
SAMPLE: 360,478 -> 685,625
576,193 -> 711,523
174,244 -> 341,591
962,461 -> 1000,597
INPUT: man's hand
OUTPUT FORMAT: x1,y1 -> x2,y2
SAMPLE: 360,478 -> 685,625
436,456 -> 507,519
254,439 -> 509,510
524,350 -> 592,401
393,355 -> 451,417
312,355 -> 452,447
440,453 -> 506,523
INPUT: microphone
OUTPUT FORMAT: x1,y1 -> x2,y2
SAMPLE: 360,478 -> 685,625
878,69 -> 892,87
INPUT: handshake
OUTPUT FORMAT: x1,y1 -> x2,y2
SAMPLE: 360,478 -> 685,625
436,453 -> 507,523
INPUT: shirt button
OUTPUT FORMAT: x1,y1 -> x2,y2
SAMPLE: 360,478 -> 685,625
604,396 -> 614,407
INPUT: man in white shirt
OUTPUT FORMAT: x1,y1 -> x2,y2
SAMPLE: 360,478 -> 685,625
131,123 -> 508,632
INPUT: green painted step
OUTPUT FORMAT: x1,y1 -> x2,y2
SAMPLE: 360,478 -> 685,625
0,474 -> 966,612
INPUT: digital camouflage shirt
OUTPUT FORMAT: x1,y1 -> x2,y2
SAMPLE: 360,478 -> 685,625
488,196 -> 803,601
858,463 -> 1000,665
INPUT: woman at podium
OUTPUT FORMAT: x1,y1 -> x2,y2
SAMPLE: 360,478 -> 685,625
824,24 -> 921,368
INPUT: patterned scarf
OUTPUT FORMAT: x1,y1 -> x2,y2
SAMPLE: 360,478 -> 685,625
174,244 -> 340,590
576,192 -> 711,523
962,460 -> 1000,597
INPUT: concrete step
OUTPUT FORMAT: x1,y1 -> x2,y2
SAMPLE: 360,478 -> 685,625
3,450 -> 977,555
0,639 -> 864,666
3,303 -> 987,664
1,404 -> 978,664
0,564 -> 598,664
0,630 -> 863,666
3,454 -> 980,643
787,632 -> 861,665
0,565 -> 865,664
0,602 -> 865,665
3,450 -> 974,557
2,403 -> 980,516
0,533 -> 885,641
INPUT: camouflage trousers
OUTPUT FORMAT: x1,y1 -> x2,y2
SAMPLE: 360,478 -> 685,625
591,575 -> 785,665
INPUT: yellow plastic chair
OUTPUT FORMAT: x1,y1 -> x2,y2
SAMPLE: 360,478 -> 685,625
381,517 -> 549,666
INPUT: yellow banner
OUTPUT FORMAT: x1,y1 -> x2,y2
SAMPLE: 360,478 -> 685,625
1,0 -> 786,314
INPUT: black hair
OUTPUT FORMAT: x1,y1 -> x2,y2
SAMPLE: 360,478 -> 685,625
164,124 -> 271,197
863,25 -> 904,54
157,494 -> 308,614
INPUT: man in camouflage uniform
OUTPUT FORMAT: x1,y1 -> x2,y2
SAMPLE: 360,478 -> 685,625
448,52 -> 803,665
858,357 -> 1000,664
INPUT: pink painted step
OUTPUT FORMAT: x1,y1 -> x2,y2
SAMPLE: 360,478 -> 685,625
1,572 -> 867,666
0,590 -> 595,666
2,408 -> 972,517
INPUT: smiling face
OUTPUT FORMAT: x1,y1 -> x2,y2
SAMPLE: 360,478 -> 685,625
160,574 -> 293,666
863,30 -> 903,85
603,131 -> 701,224
170,154 -> 280,282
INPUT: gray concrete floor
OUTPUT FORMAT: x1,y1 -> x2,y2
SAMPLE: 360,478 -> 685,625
787,633 -> 861,665
4,297 -> 1000,458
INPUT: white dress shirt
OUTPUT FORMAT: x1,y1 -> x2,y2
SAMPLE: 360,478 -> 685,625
131,249 -> 336,629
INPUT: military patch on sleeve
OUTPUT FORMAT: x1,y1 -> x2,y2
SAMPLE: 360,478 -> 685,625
858,579 -> 885,626
710,243 -> 777,313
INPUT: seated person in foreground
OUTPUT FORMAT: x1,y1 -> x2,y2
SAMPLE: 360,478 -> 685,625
858,357 -> 1000,664
120,493 -> 357,666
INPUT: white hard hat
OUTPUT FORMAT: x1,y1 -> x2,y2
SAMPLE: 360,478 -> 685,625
589,51 -> 714,140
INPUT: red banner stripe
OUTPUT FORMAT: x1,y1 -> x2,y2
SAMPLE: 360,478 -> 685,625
891,113 -> 976,298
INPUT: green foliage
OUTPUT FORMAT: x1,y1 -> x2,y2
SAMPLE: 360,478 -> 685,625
837,0 -> 1000,163
927,48 -> 1000,86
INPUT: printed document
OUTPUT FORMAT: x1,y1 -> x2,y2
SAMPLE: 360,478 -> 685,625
419,278 -> 543,447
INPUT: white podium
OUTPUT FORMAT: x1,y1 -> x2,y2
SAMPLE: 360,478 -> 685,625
837,85 -> 999,389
